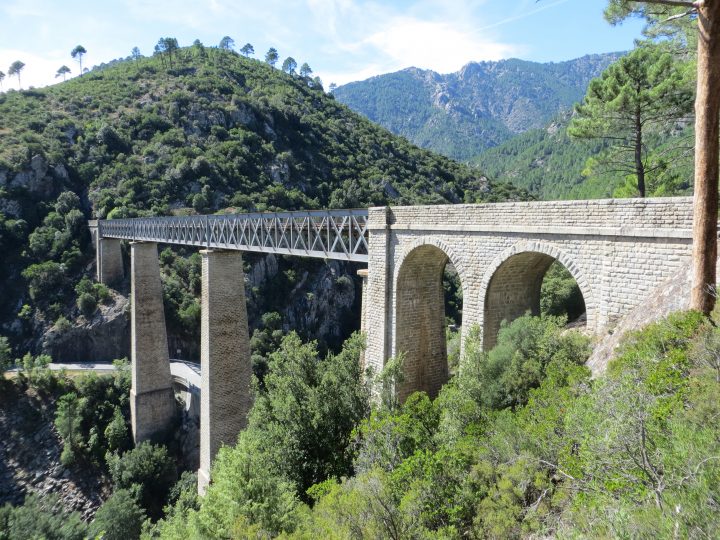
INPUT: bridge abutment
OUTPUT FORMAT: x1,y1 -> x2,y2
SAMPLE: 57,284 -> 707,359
365,207 -> 392,385
130,241 -> 176,444
198,250 -> 253,495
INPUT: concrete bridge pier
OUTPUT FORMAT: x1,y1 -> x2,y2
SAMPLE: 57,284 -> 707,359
198,250 -> 253,495
130,241 -> 176,444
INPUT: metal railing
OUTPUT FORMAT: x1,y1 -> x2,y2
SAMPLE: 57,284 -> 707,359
97,209 -> 369,262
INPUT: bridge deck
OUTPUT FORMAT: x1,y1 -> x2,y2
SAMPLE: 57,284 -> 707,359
96,210 -> 369,262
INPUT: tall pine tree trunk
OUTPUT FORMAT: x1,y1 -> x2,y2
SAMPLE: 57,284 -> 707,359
691,1 -> 720,314
635,107 -> 646,197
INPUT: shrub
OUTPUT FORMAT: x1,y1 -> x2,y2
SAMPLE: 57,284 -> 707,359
77,292 -> 97,316
104,406 -> 131,454
0,336 -> 11,373
0,494 -> 87,540
475,314 -> 590,410
107,442 -> 177,518
22,261 -> 66,302
89,488 -> 146,540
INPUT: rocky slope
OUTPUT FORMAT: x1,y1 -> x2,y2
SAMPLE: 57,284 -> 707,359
0,387 -> 107,519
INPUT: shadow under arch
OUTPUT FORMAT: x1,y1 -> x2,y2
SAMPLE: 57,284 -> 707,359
393,239 -> 466,402
480,242 -> 595,350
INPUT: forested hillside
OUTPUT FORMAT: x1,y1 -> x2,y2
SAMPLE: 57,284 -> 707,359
333,53 -> 620,160
473,112 -> 694,200
0,45 -> 526,360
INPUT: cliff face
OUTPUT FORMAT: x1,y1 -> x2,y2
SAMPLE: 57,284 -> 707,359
0,388 -> 107,520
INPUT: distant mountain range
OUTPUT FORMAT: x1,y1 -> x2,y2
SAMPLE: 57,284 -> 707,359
334,53 -> 622,161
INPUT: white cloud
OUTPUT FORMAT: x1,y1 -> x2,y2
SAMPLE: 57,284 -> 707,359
316,11 -> 519,85
364,16 -> 517,74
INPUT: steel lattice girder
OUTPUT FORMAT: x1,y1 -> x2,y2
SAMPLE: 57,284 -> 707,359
97,210 -> 369,262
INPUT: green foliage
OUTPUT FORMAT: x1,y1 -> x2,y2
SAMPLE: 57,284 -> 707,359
0,336 -> 11,373
191,436 -> 300,537
21,261 -> 66,302
104,406 -> 131,453
107,442 -> 177,518
476,314 -> 591,410
75,276 -> 111,317
0,494 -> 87,540
55,392 -> 82,465
568,42 -> 694,196
18,352 -> 56,392
246,332 -> 369,496
540,261 -> 585,321
89,488 -> 146,540
152,310 -> 720,537
155,332 -> 368,537
249,311 -> 283,384
52,362 -> 131,466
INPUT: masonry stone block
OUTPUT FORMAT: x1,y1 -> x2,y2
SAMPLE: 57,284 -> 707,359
364,197 -> 696,402
97,238 -> 124,285
130,242 -> 176,444
198,250 -> 253,495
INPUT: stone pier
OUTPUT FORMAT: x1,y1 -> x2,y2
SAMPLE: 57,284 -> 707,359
98,238 -> 124,285
198,250 -> 253,494
357,268 -> 369,370
130,242 -> 176,444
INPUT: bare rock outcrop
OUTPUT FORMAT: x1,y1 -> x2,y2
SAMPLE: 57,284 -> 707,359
587,261 -> 694,375
0,388 -> 108,520
41,294 -> 130,363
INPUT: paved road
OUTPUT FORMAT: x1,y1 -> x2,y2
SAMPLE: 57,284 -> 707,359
6,360 -> 201,387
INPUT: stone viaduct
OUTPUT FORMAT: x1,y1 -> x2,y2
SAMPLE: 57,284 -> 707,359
89,196 -> 696,492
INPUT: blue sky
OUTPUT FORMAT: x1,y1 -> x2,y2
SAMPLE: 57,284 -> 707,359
0,0 -> 646,90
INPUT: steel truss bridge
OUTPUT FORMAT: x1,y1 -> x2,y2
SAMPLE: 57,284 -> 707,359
96,209 -> 369,262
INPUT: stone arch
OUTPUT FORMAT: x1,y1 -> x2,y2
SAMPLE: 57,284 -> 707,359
480,241 -> 596,350
392,237 -> 467,402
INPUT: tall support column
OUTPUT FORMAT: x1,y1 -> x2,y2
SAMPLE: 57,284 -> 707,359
198,250 -> 252,495
130,242 -> 175,444
98,238 -> 124,285
357,268 -> 369,371
364,207 -> 392,382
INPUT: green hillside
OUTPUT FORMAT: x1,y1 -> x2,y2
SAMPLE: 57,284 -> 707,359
0,45 -> 526,354
334,53 -> 621,161
473,113 -> 694,201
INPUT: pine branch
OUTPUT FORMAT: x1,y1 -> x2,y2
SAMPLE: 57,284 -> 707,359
641,0 -> 702,7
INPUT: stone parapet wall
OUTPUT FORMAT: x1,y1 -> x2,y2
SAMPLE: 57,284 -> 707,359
384,197 -> 694,231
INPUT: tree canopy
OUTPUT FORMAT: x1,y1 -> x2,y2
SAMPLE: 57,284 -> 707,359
569,43 -> 693,197
282,56 -> 297,75
8,61 -> 25,88
265,47 -> 279,66
70,45 -> 86,75
55,65 -> 71,80
240,43 -> 254,57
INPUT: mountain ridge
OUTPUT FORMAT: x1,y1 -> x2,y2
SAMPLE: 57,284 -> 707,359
334,52 -> 623,160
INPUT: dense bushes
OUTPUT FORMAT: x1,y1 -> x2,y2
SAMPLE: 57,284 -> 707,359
107,442 -> 177,518
0,494 -> 87,540
53,361 -> 132,466
149,310 -> 720,538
